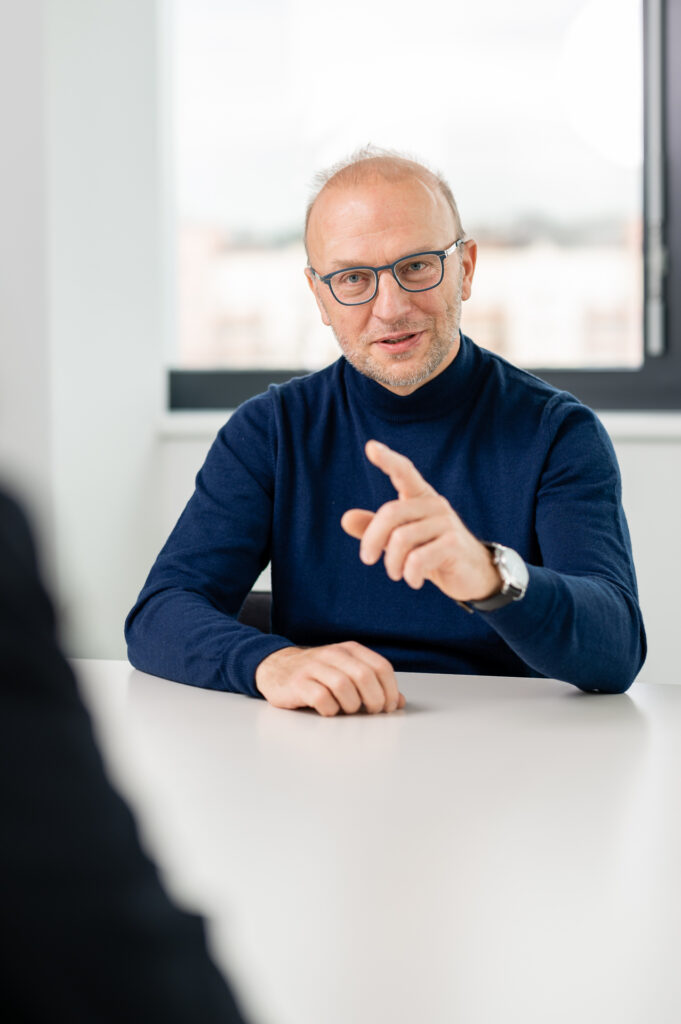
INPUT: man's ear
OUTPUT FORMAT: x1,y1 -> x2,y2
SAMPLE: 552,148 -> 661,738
304,267 -> 332,326
460,240 -> 478,302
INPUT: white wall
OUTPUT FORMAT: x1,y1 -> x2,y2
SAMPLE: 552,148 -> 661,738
1,0 -> 164,655
0,0 -> 54,572
45,0 -> 166,654
612,424 -> 681,685
2,1 -> 680,686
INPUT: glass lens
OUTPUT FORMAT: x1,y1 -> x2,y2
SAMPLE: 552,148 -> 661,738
330,268 -> 377,304
394,253 -> 443,291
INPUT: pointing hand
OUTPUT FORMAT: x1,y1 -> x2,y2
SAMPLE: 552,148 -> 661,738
341,440 -> 500,603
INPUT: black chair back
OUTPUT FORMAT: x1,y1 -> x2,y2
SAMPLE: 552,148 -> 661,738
237,591 -> 272,633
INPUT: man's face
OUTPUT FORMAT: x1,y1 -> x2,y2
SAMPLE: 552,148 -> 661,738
305,175 -> 477,395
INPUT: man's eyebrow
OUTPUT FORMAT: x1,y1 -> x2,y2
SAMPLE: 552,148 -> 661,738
325,257 -> 372,271
325,246 -> 438,272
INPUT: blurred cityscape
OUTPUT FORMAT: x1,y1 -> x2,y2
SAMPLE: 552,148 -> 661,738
176,218 -> 643,372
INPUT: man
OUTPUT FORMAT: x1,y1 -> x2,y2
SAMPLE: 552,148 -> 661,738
126,148 -> 646,714
0,488 -> 250,1022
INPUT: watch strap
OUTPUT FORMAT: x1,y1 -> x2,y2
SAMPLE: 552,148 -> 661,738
470,588 -> 521,612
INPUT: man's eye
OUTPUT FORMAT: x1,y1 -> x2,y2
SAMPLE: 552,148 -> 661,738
338,271 -> 370,286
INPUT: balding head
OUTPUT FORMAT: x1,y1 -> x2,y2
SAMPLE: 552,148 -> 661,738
304,146 -> 464,260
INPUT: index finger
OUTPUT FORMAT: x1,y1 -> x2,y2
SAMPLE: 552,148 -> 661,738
365,440 -> 436,501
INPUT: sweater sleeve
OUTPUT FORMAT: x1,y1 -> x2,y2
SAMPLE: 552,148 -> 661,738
477,398 -> 646,693
125,395 -> 294,695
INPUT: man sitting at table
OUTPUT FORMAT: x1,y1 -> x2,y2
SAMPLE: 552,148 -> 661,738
126,146 -> 646,715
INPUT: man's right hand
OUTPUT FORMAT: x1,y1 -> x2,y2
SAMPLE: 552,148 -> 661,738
254,641 -> 406,717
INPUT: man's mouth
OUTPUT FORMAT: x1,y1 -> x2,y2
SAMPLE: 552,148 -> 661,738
373,331 -> 423,352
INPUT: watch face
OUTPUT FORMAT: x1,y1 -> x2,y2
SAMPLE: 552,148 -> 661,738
497,546 -> 529,594
499,548 -> 524,589
471,543 -> 529,612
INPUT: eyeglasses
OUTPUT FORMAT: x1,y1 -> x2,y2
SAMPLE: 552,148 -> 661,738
308,239 -> 465,306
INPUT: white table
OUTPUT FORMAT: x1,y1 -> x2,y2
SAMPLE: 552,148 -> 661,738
74,661 -> 681,1024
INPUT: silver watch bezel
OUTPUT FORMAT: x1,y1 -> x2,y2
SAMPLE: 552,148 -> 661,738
489,542 -> 529,598
468,543 -> 529,612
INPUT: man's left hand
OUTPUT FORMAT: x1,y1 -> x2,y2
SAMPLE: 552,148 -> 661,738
341,440 -> 501,604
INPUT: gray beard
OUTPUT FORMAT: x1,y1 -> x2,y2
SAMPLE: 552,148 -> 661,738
356,327 -> 458,390
334,284 -> 463,391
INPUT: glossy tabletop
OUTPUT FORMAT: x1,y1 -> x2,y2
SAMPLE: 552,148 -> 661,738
74,661 -> 681,1024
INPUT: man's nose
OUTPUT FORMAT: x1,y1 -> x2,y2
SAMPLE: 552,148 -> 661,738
370,270 -> 415,320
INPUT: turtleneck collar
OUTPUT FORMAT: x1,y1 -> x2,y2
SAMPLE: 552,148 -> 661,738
342,332 -> 480,423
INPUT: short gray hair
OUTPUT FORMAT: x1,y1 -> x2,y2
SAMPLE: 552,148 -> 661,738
304,144 -> 465,257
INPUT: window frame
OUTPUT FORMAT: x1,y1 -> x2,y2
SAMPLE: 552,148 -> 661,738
169,0 -> 681,413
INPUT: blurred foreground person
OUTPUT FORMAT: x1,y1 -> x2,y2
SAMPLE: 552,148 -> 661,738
0,488 -> 251,1023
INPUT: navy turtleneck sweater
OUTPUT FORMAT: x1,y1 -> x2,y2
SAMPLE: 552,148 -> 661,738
126,334 -> 646,695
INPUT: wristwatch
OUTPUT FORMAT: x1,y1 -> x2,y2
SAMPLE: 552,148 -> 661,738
470,542 -> 529,612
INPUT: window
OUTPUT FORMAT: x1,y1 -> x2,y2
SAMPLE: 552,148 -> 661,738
167,0 -> 680,411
